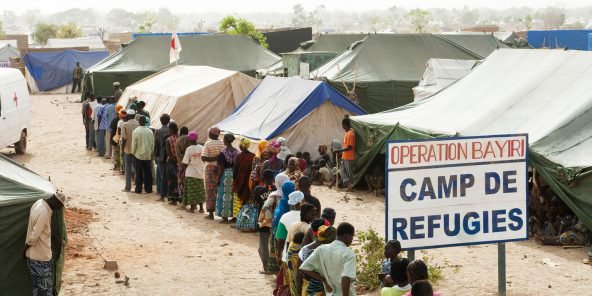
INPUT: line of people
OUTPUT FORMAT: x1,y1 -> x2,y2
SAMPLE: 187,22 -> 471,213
81,91 -> 439,296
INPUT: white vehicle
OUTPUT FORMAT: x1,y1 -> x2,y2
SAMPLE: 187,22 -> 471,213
0,68 -> 30,154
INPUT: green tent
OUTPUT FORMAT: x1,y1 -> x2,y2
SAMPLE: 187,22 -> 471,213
258,34 -> 369,78
351,48 -> 592,231
299,34 -> 369,52
0,154 -> 65,296
312,34 -> 507,113
435,33 -> 508,58
85,34 -> 280,97
530,107 -> 592,232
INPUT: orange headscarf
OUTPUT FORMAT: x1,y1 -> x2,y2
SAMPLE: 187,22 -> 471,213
257,140 -> 269,158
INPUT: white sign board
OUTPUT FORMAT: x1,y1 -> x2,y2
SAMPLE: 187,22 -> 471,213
386,134 -> 528,249
299,62 -> 310,78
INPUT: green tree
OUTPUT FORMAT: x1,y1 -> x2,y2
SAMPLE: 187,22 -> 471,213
32,23 -> 58,45
518,15 -> 534,30
219,16 -> 268,48
538,6 -> 566,29
137,11 -> 157,33
157,8 -> 179,31
57,23 -> 82,38
292,4 -> 307,27
407,9 -> 432,33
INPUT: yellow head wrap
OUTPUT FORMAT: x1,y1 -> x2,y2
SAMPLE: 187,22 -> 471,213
239,138 -> 251,150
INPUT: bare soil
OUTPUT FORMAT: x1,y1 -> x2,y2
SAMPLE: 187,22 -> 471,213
4,94 -> 591,295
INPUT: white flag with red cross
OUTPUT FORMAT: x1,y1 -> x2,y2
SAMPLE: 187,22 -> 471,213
170,32 -> 182,64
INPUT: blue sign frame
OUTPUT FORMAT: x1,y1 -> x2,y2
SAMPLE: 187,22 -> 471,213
384,133 -> 530,250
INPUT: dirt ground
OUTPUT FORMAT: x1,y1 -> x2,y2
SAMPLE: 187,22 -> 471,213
4,94 -> 592,296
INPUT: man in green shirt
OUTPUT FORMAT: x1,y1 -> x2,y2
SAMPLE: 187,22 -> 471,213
300,222 -> 357,296
72,62 -> 83,93
132,116 -> 154,194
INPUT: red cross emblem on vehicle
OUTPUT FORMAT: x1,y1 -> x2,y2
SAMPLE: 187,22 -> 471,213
13,92 -> 18,106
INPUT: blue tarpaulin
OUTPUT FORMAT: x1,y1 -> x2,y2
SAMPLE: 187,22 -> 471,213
527,30 -> 592,50
217,76 -> 366,153
24,50 -> 109,91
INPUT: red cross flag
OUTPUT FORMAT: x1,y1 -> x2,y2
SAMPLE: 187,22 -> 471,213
170,32 -> 182,64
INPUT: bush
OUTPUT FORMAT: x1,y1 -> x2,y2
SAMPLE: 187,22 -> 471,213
353,228 -> 385,293
422,255 -> 444,285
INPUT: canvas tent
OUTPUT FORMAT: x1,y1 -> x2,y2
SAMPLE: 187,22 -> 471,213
216,76 -> 366,154
351,49 -> 592,230
0,44 -> 20,67
530,108 -> 592,231
413,58 -> 479,101
311,34 -> 502,113
23,49 -> 109,93
0,154 -> 66,296
118,66 -> 260,140
258,34 -> 368,78
85,34 -> 280,97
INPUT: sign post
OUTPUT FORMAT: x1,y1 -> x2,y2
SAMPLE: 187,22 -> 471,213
386,134 -> 528,294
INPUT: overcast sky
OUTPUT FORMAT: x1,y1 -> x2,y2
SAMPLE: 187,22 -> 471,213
5,0 -> 583,14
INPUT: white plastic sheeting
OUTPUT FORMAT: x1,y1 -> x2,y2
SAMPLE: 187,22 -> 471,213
413,58 -> 479,102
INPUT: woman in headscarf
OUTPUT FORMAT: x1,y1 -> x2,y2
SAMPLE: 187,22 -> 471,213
216,133 -> 239,223
284,157 -> 304,186
298,225 -> 337,296
250,140 -> 269,189
233,138 -> 255,207
201,127 -> 225,220
265,174 -> 290,274
262,141 -> 284,179
277,137 -> 293,162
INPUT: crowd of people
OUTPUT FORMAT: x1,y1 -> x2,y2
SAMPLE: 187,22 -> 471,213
78,86 -> 442,296
529,170 -> 592,255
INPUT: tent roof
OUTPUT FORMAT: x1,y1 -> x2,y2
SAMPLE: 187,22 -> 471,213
0,154 -> 56,206
311,34 -> 484,82
0,44 -> 20,61
88,34 -> 280,74
435,33 -> 508,58
217,76 -> 366,140
119,65 -> 260,137
353,49 -> 592,143
123,65 -> 245,98
531,106 -> 592,168
299,34 -> 368,52
413,58 -> 479,101
46,36 -> 106,51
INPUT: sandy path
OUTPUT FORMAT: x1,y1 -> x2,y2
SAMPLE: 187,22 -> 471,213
4,94 -> 591,296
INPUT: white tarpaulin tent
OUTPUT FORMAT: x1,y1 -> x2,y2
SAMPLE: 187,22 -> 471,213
354,49 -> 592,143
118,66 -> 260,140
351,48 -> 592,186
413,58 -> 479,101
216,76 -> 366,154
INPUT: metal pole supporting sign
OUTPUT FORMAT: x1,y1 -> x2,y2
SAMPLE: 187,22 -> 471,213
498,243 -> 506,296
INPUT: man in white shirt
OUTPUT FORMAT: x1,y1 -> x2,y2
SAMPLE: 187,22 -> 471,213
181,131 -> 205,213
24,192 -> 66,296
300,222 -> 357,296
